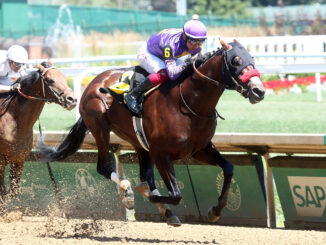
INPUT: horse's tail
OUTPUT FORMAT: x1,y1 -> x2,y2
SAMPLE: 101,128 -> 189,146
37,117 -> 88,162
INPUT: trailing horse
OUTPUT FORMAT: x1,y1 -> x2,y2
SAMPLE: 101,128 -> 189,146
38,40 -> 265,226
0,62 -> 76,203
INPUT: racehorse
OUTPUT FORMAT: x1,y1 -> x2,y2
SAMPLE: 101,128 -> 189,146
38,40 -> 265,226
0,61 -> 76,203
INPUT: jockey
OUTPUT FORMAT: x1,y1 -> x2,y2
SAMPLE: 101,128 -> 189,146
0,44 -> 28,93
124,14 -> 207,116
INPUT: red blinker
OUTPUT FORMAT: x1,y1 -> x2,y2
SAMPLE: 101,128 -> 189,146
241,69 -> 261,83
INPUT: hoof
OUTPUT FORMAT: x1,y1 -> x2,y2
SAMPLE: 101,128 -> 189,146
122,187 -> 135,210
207,206 -> 220,223
167,215 -> 182,227
122,195 -> 135,210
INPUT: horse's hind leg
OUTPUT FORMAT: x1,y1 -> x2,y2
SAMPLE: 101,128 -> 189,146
135,149 -> 181,226
192,142 -> 234,223
83,112 -> 134,209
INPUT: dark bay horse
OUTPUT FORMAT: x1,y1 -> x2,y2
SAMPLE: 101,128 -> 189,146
0,62 -> 76,203
38,40 -> 265,225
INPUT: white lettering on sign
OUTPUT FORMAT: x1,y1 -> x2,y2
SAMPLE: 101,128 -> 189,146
288,176 -> 326,217
216,172 -> 241,211
75,168 -> 98,197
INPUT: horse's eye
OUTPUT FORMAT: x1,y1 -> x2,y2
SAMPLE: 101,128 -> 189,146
231,56 -> 242,66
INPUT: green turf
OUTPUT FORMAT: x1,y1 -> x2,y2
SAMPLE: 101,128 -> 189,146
36,104 -> 77,131
216,90 -> 326,133
35,91 -> 326,133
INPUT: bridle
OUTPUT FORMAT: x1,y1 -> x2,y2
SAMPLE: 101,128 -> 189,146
17,66 -> 69,104
179,47 -> 256,120
192,49 -> 247,93
179,50 -> 235,120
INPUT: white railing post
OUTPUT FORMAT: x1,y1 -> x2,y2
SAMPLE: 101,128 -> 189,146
316,72 -> 322,102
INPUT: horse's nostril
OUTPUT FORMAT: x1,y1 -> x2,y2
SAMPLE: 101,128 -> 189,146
253,88 -> 265,97
66,96 -> 77,104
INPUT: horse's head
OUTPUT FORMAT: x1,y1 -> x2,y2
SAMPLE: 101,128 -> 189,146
220,39 -> 265,104
36,61 -> 77,110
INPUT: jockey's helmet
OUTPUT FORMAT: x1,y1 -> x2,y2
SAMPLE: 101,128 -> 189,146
7,45 -> 28,64
183,14 -> 207,41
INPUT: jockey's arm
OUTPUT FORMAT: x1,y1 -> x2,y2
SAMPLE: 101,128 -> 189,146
0,83 -> 20,93
164,59 -> 185,80
0,84 -> 12,93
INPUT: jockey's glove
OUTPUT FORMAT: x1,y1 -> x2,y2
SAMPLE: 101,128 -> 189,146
10,83 -> 20,92
184,56 -> 194,66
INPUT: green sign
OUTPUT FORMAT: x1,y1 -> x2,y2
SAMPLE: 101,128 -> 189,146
272,167 -> 326,224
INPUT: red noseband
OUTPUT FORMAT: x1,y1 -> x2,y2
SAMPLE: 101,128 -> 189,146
241,69 -> 261,83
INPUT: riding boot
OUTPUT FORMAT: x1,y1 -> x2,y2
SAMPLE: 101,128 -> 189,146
124,76 -> 154,116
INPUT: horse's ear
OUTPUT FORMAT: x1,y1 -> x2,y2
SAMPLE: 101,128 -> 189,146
220,39 -> 232,51
37,64 -> 45,72
48,59 -> 54,66
233,39 -> 240,44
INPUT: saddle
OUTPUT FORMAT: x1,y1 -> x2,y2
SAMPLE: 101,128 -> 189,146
100,66 -> 149,104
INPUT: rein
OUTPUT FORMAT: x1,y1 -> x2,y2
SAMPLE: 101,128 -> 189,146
0,94 -> 15,116
178,51 -> 232,120
192,50 -> 245,93
17,67 -> 66,103
179,48 -> 251,120
179,82 -> 224,120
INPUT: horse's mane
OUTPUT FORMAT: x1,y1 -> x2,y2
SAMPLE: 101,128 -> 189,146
176,47 -> 223,83
14,61 -> 51,87
15,71 -> 40,87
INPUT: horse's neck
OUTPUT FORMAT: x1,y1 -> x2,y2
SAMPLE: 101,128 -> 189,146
183,55 -> 224,115
15,83 -> 46,134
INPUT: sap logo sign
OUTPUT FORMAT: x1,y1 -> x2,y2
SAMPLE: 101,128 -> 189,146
288,176 -> 326,217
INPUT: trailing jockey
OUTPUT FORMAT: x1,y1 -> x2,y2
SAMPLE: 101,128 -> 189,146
0,44 -> 28,93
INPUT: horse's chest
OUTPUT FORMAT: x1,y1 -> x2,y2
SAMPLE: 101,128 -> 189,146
0,114 -> 18,142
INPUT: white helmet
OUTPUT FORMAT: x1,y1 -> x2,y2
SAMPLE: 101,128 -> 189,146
7,45 -> 28,64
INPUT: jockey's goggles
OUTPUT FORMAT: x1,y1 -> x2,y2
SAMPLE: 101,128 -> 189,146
9,60 -> 24,68
187,37 -> 206,45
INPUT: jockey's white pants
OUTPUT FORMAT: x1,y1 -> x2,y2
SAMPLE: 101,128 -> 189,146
137,43 -> 166,74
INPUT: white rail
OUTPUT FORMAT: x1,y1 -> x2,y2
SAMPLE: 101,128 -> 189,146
25,35 -> 326,107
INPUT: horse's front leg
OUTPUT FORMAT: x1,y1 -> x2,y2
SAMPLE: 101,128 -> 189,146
192,141 -> 234,223
8,161 -> 24,198
135,149 -> 181,226
149,153 -> 182,205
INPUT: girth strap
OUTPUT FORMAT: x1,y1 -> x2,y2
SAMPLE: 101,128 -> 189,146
132,116 -> 150,151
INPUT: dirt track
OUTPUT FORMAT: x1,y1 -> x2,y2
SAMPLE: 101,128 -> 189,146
0,212 -> 325,245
